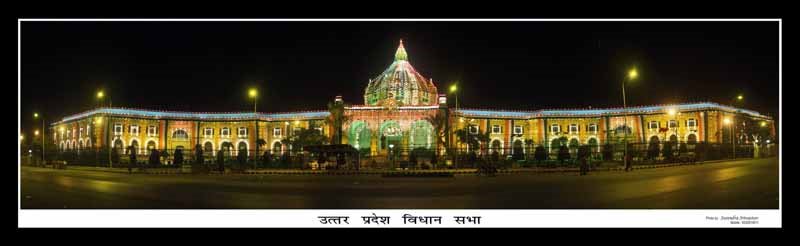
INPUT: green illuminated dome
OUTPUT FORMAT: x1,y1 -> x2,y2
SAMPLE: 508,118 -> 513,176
364,40 -> 439,106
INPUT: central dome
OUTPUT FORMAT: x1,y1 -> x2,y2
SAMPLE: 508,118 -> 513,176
364,40 -> 439,106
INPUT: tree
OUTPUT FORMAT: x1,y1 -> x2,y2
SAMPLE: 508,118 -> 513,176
148,149 -> 161,166
174,149 -> 184,166
261,150 -> 272,167
111,147 -> 120,165
126,145 -> 137,166
662,142 -> 674,162
602,143 -> 613,161
512,142 -> 524,161
409,150 -> 418,168
678,142 -> 688,157
534,145 -> 547,164
194,144 -> 204,165
524,139 -> 534,159
577,145 -> 590,161
557,144 -> 570,165
424,111 -> 449,154
283,128 -> 329,152
647,141 -> 660,160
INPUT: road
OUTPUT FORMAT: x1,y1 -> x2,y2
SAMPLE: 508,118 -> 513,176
20,158 -> 779,209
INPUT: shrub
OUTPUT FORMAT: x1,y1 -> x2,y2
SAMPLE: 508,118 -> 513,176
557,145 -> 570,164
149,149 -> 161,166
534,145 -> 547,163
174,149 -> 184,165
602,143 -> 613,161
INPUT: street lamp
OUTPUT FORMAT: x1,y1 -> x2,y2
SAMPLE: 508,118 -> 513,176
449,83 -> 460,169
389,144 -> 395,169
621,68 -> 637,169
34,112 -> 45,166
248,88 -> 258,169
723,117 -> 734,159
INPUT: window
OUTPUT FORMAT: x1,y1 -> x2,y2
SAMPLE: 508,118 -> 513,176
513,126 -> 523,135
148,126 -> 157,136
588,124 -> 597,133
314,127 -> 323,134
669,120 -> 678,128
238,127 -> 248,138
221,128 -> 230,138
172,129 -> 188,139
687,119 -> 697,127
204,128 -> 213,137
649,121 -> 659,129
114,124 -> 123,135
469,125 -> 479,134
79,128 -> 84,138
273,128 -> 282,137
551,124 -> 560,133
130,125 -> 139,135
492,125 -> 502,134
569,124 -> 579,133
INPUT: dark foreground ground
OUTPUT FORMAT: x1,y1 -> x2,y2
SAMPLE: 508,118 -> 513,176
20,157 -> 778,209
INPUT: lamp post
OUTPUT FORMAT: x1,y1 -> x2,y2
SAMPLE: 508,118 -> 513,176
98,90 -> 113,168
249,88 -> 258,169
389,144 -> 395,170
450,83 -> 459,169
34,113 -> 45,166
621,68 -> 637,169
724,117 -> 734,159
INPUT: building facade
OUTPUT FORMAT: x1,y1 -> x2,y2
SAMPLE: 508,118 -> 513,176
50,40 -> 776,159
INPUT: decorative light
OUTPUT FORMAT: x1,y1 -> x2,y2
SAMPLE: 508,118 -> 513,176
737,95 -> 743,101
249,88 -> 258,98
761,121 -> 767,127
97,91 -> 104,99
34,130 -> 39,136
34,113 -> 39,118
723,118 -> 732,125
449,84 -> 457,93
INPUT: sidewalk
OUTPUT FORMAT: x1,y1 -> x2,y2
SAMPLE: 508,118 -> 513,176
49,158 -> 758,175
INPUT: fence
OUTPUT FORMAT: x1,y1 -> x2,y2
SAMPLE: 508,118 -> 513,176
22,141 -> 778,171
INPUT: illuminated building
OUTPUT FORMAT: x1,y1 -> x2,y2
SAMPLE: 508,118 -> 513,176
50,40 -> 776,159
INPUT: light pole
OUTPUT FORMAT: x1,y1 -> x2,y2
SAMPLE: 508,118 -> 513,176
724,118 -> 733,159
621,68 -> 637,169
34,113 -> 45,166
450,83 -> 459,169
249,88 -> 258,169
98,90 -> 112,168
389,144 -> 395,170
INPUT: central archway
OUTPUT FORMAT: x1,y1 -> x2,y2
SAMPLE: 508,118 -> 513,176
379,121 -> 402,152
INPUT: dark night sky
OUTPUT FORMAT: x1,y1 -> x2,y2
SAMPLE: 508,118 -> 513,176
20,21 -> 778,132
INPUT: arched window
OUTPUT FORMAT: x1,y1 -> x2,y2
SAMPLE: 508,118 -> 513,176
146,140 -> 157,154
131,140 -> 139,154
113,139 -> 124,154
687,134 -> 698,144
273,142 -> 282,154
587,138 -> 599,153
238,141 -> 248,157
172,129 -> 188,139
491,139 -> 501,154
204,142 -> 213,156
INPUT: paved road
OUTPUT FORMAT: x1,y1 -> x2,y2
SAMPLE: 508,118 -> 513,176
20,158 -> 779,209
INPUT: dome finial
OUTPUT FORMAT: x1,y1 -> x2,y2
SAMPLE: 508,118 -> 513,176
395,39 -> 407,61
